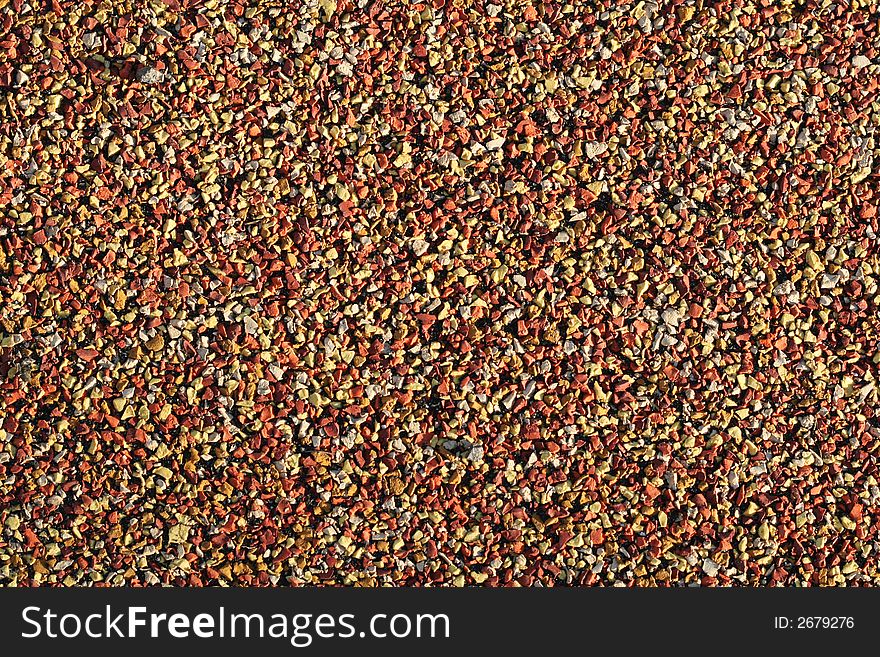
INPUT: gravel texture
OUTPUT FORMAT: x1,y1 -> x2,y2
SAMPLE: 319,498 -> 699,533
1,0 -> 880,586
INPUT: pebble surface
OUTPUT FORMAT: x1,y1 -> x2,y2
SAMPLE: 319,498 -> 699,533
1,0 -> 880,586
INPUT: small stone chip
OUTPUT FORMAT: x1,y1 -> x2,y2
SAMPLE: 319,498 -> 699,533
146,335 -> 165,351
135,66 -> 164,85
154,467 -> 173,480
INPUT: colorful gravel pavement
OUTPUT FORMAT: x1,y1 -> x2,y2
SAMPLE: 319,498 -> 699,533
1,0 -> 880,585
